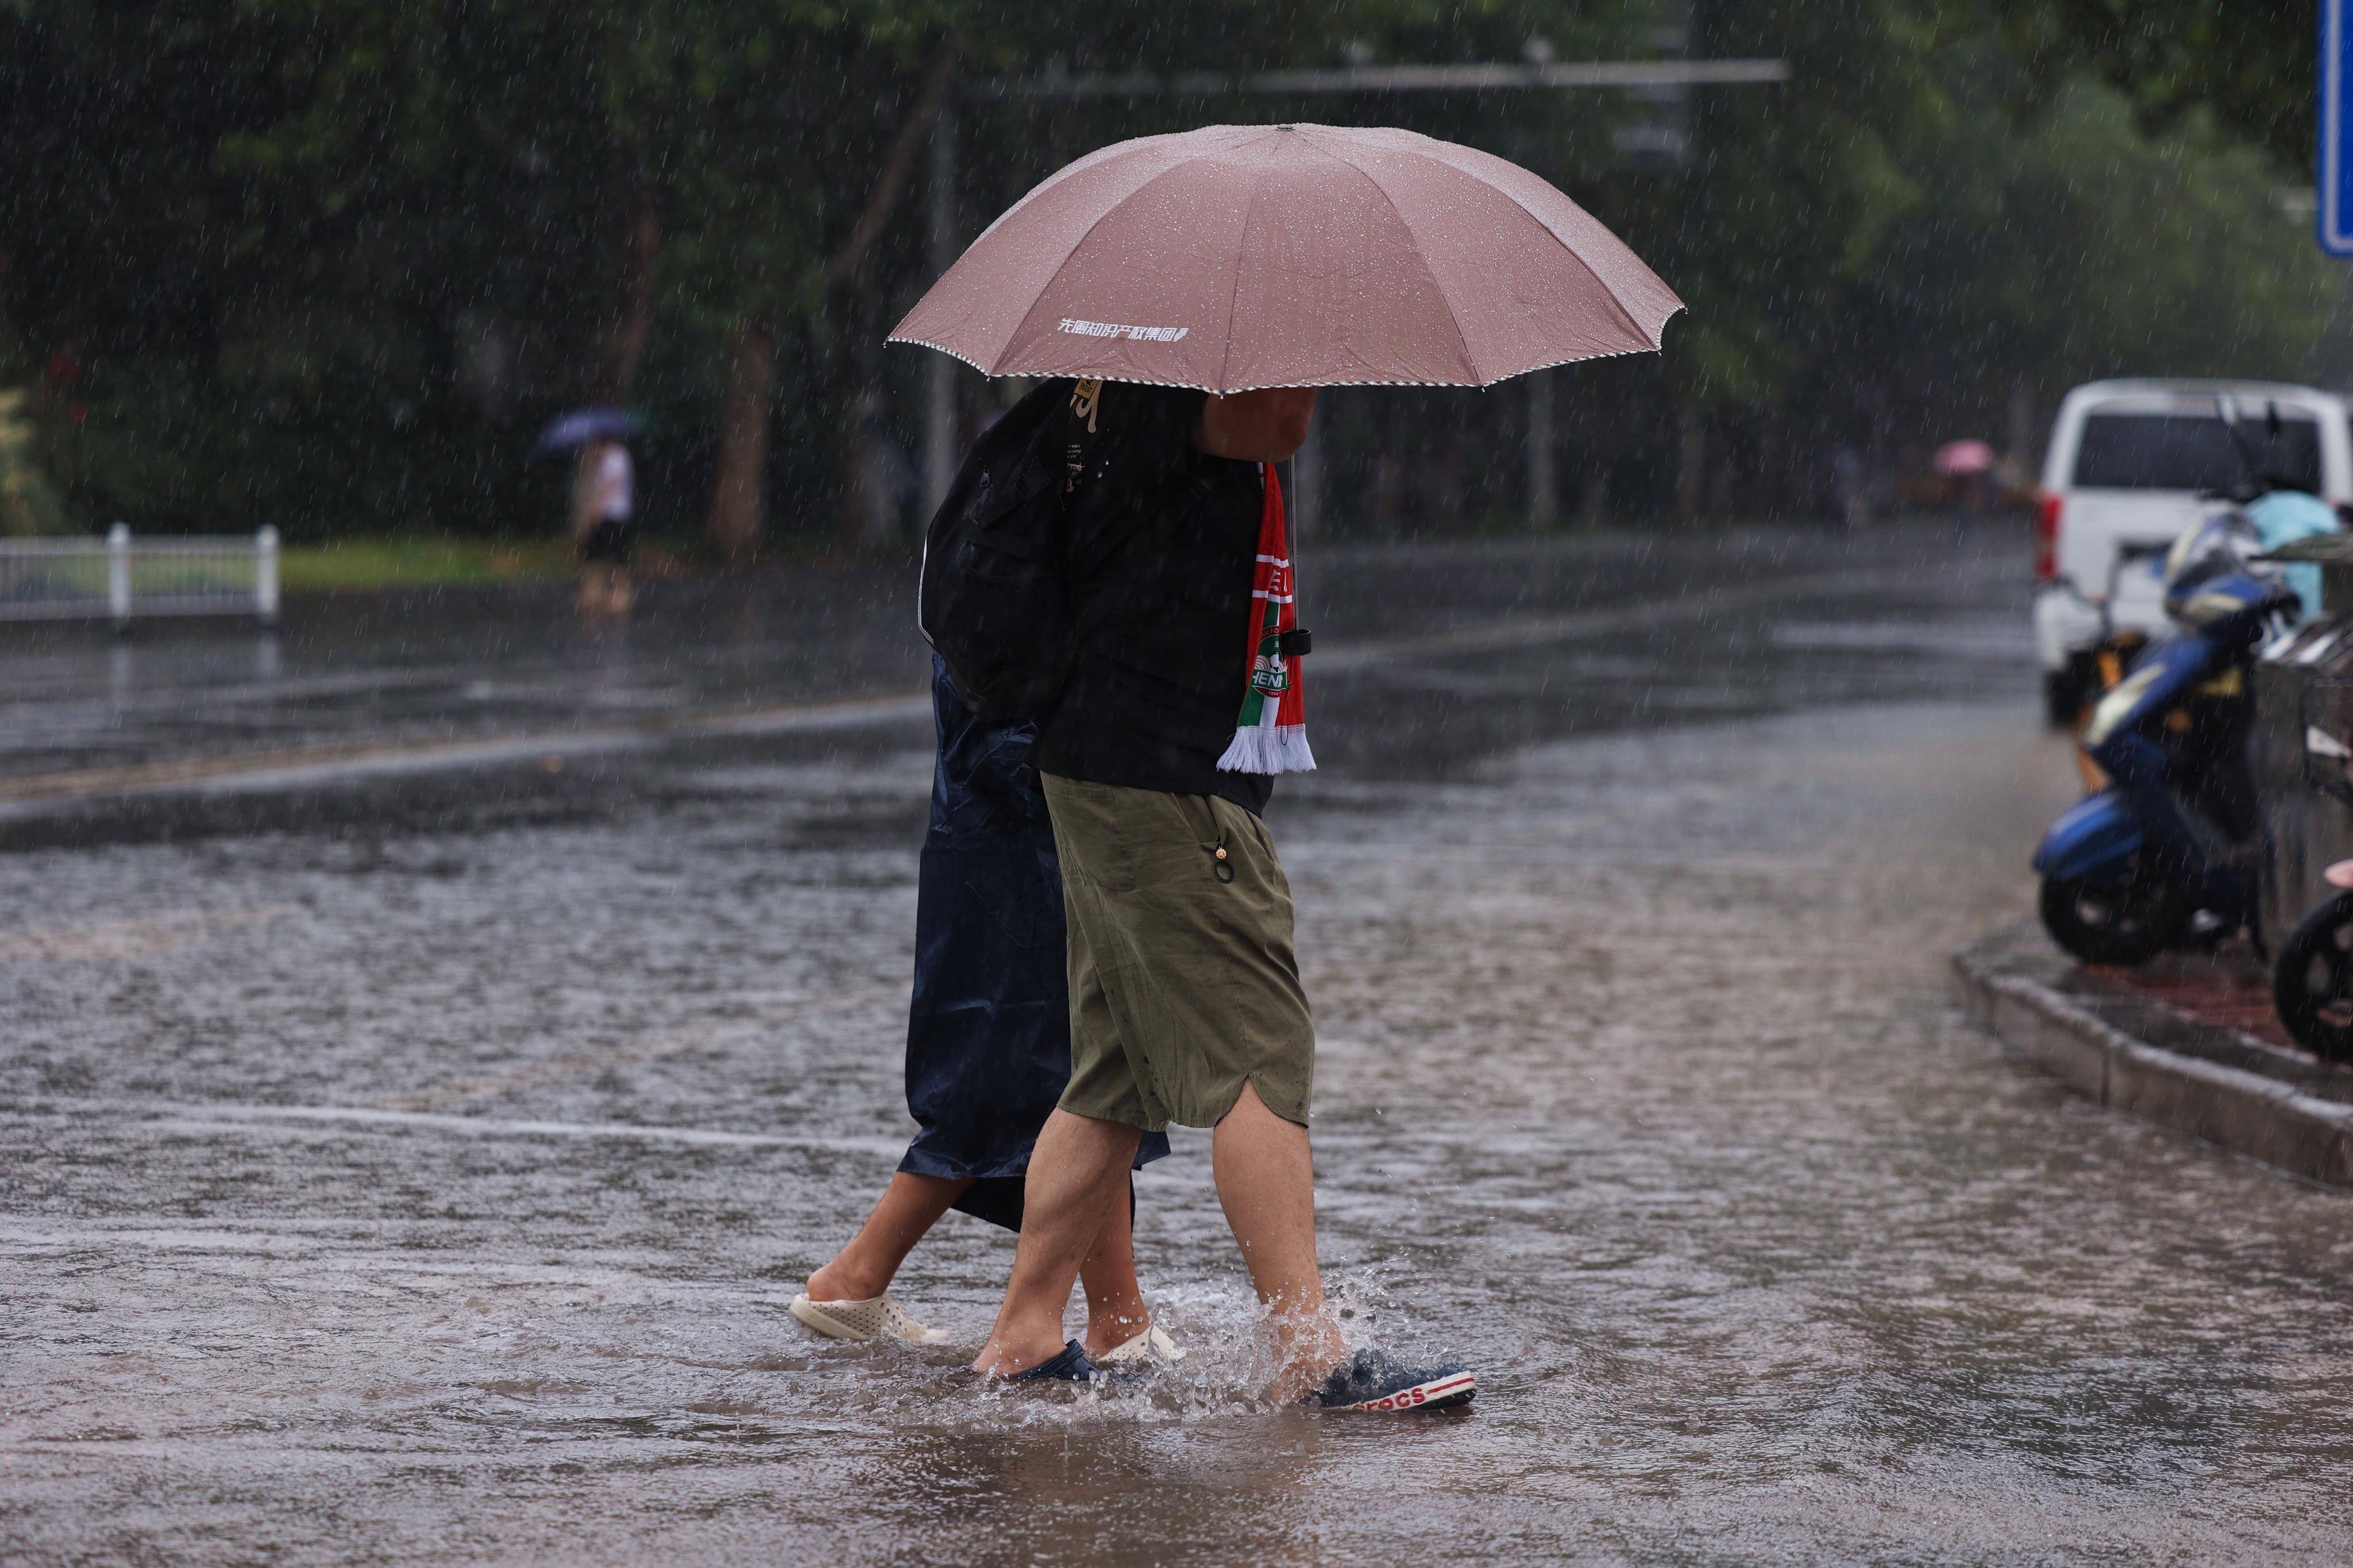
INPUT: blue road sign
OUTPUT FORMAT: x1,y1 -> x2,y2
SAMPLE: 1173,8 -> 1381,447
2325,0 -> 2353,254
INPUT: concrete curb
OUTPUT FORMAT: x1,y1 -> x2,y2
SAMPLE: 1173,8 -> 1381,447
1952,930 -> 2353,1188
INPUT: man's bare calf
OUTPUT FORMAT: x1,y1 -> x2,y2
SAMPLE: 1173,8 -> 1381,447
971,1110 -> 1143,1373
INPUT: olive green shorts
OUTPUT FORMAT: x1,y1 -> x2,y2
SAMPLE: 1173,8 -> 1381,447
1040,774 -> 1314,1131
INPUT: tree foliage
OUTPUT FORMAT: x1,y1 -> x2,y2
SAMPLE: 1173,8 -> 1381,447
0,0 -> 2338,539
1978,0 -> 2315,174
1561,0 -> 2338,517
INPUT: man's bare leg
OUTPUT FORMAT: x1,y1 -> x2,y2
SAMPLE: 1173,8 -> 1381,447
973,1109 -> 1139,1374
807,1171 -> 969,1301
1213,1079 -> 1349,1399
1078,1178 -> 1152,1357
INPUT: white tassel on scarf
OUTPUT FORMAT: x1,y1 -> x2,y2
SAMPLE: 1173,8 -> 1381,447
1216,462 -> 1316,776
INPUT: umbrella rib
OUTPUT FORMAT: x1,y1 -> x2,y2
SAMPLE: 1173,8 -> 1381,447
1320,145 -> 1484,385
959,130 -> 1189,256
890,146 -> 1187,360
986,150 -> 1223,379
1213,170 -> 1271,393
1210,126 -> 1301,392
1380,142 -> 1660,350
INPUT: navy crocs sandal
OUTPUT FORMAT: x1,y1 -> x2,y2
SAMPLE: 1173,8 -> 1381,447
1303,1349 -> 1476,1412
1009,1339 -> 1144,1387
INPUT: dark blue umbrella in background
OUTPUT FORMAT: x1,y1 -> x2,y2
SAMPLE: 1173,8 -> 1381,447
532,406 -> 642,456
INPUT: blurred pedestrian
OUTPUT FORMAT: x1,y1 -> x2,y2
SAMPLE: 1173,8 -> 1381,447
1831,443 -> 1869,531
1934,438 -> 1997,547
573,436 -> 635,615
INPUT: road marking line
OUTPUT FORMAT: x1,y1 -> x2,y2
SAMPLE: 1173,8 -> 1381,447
373,987 -> 902,1111
0,1223 -> 880,1301
0,691 -> 935,807
0,904 -> 303,963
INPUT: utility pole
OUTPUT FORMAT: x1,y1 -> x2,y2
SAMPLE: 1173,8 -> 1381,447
923,102 -> 959,516
1293,403 -> 1323,539
1527,368 -> 1557,525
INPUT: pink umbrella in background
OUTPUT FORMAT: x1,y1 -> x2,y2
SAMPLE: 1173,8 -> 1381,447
1934,439 -> 1997,477
889,123 -> 1680,391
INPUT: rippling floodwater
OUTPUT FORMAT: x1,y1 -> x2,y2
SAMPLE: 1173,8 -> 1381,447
6,536 -> 2351,1563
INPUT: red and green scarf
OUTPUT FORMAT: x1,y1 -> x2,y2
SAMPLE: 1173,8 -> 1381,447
1216,462 -> 1316,775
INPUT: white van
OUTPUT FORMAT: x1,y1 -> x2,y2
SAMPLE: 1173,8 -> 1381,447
2035,379 -> 2353,721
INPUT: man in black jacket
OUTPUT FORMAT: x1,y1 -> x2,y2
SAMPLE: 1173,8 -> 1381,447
970,384 -> 1475,1413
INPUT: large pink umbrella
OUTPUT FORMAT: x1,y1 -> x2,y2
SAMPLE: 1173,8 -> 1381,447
889,123 -> 1680,391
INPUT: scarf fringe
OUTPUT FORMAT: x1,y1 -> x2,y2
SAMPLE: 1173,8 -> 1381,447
1214,461 -> 1314,778
1216,721 -> 1317,775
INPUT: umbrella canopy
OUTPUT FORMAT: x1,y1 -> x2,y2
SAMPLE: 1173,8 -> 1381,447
533,406 -> 642,456
890,123 -> 1680,392
1933,439 -> 1996,477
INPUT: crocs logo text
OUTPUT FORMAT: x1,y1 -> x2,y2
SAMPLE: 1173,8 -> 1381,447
1363,1387 -> 1429,1411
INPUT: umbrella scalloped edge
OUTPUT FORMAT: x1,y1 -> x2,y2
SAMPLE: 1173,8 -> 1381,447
886,312 -> 1681,393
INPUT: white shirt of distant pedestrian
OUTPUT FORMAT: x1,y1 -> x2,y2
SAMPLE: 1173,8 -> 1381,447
594,445 -> 634,521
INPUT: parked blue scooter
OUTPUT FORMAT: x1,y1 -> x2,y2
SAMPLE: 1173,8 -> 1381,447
2033,510 -> 2302,964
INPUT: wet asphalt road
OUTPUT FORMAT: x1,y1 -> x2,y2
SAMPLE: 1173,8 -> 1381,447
6,524 -> 2352,1564
0,524 -> 1996,787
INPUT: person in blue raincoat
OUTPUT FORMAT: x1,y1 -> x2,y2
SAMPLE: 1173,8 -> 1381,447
2243,487 -> 2341,621
786,656 -> 1178,1361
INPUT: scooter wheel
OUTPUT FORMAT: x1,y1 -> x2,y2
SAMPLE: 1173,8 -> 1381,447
2271,893 -> 2353,1062
2038,863 -> 2188,966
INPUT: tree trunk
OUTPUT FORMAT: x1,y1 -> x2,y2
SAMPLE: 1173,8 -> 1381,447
1372,395 -> 1405,534
592,162 -> 661,403
709,316 -> 775,562
839,381 -> 874,550
1579,463 -> 1609,527
838,284 -> 877,548
572,163 -> 660,537
812,53 -> 956,550
1526,366 -> 1556,526
1676,408 -> 1706,522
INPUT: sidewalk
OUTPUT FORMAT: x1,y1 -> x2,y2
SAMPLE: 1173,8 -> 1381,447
1954,922 -> 2353,1188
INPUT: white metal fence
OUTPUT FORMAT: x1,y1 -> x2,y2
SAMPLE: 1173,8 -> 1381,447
0,524 -> 279,627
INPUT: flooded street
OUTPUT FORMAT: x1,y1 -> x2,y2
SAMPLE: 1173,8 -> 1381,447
6,530 -> 2352,1563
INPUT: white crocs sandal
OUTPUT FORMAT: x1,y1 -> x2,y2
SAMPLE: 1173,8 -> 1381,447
1098,1326 -> 1186,1366
788,1291 -> 950,1345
